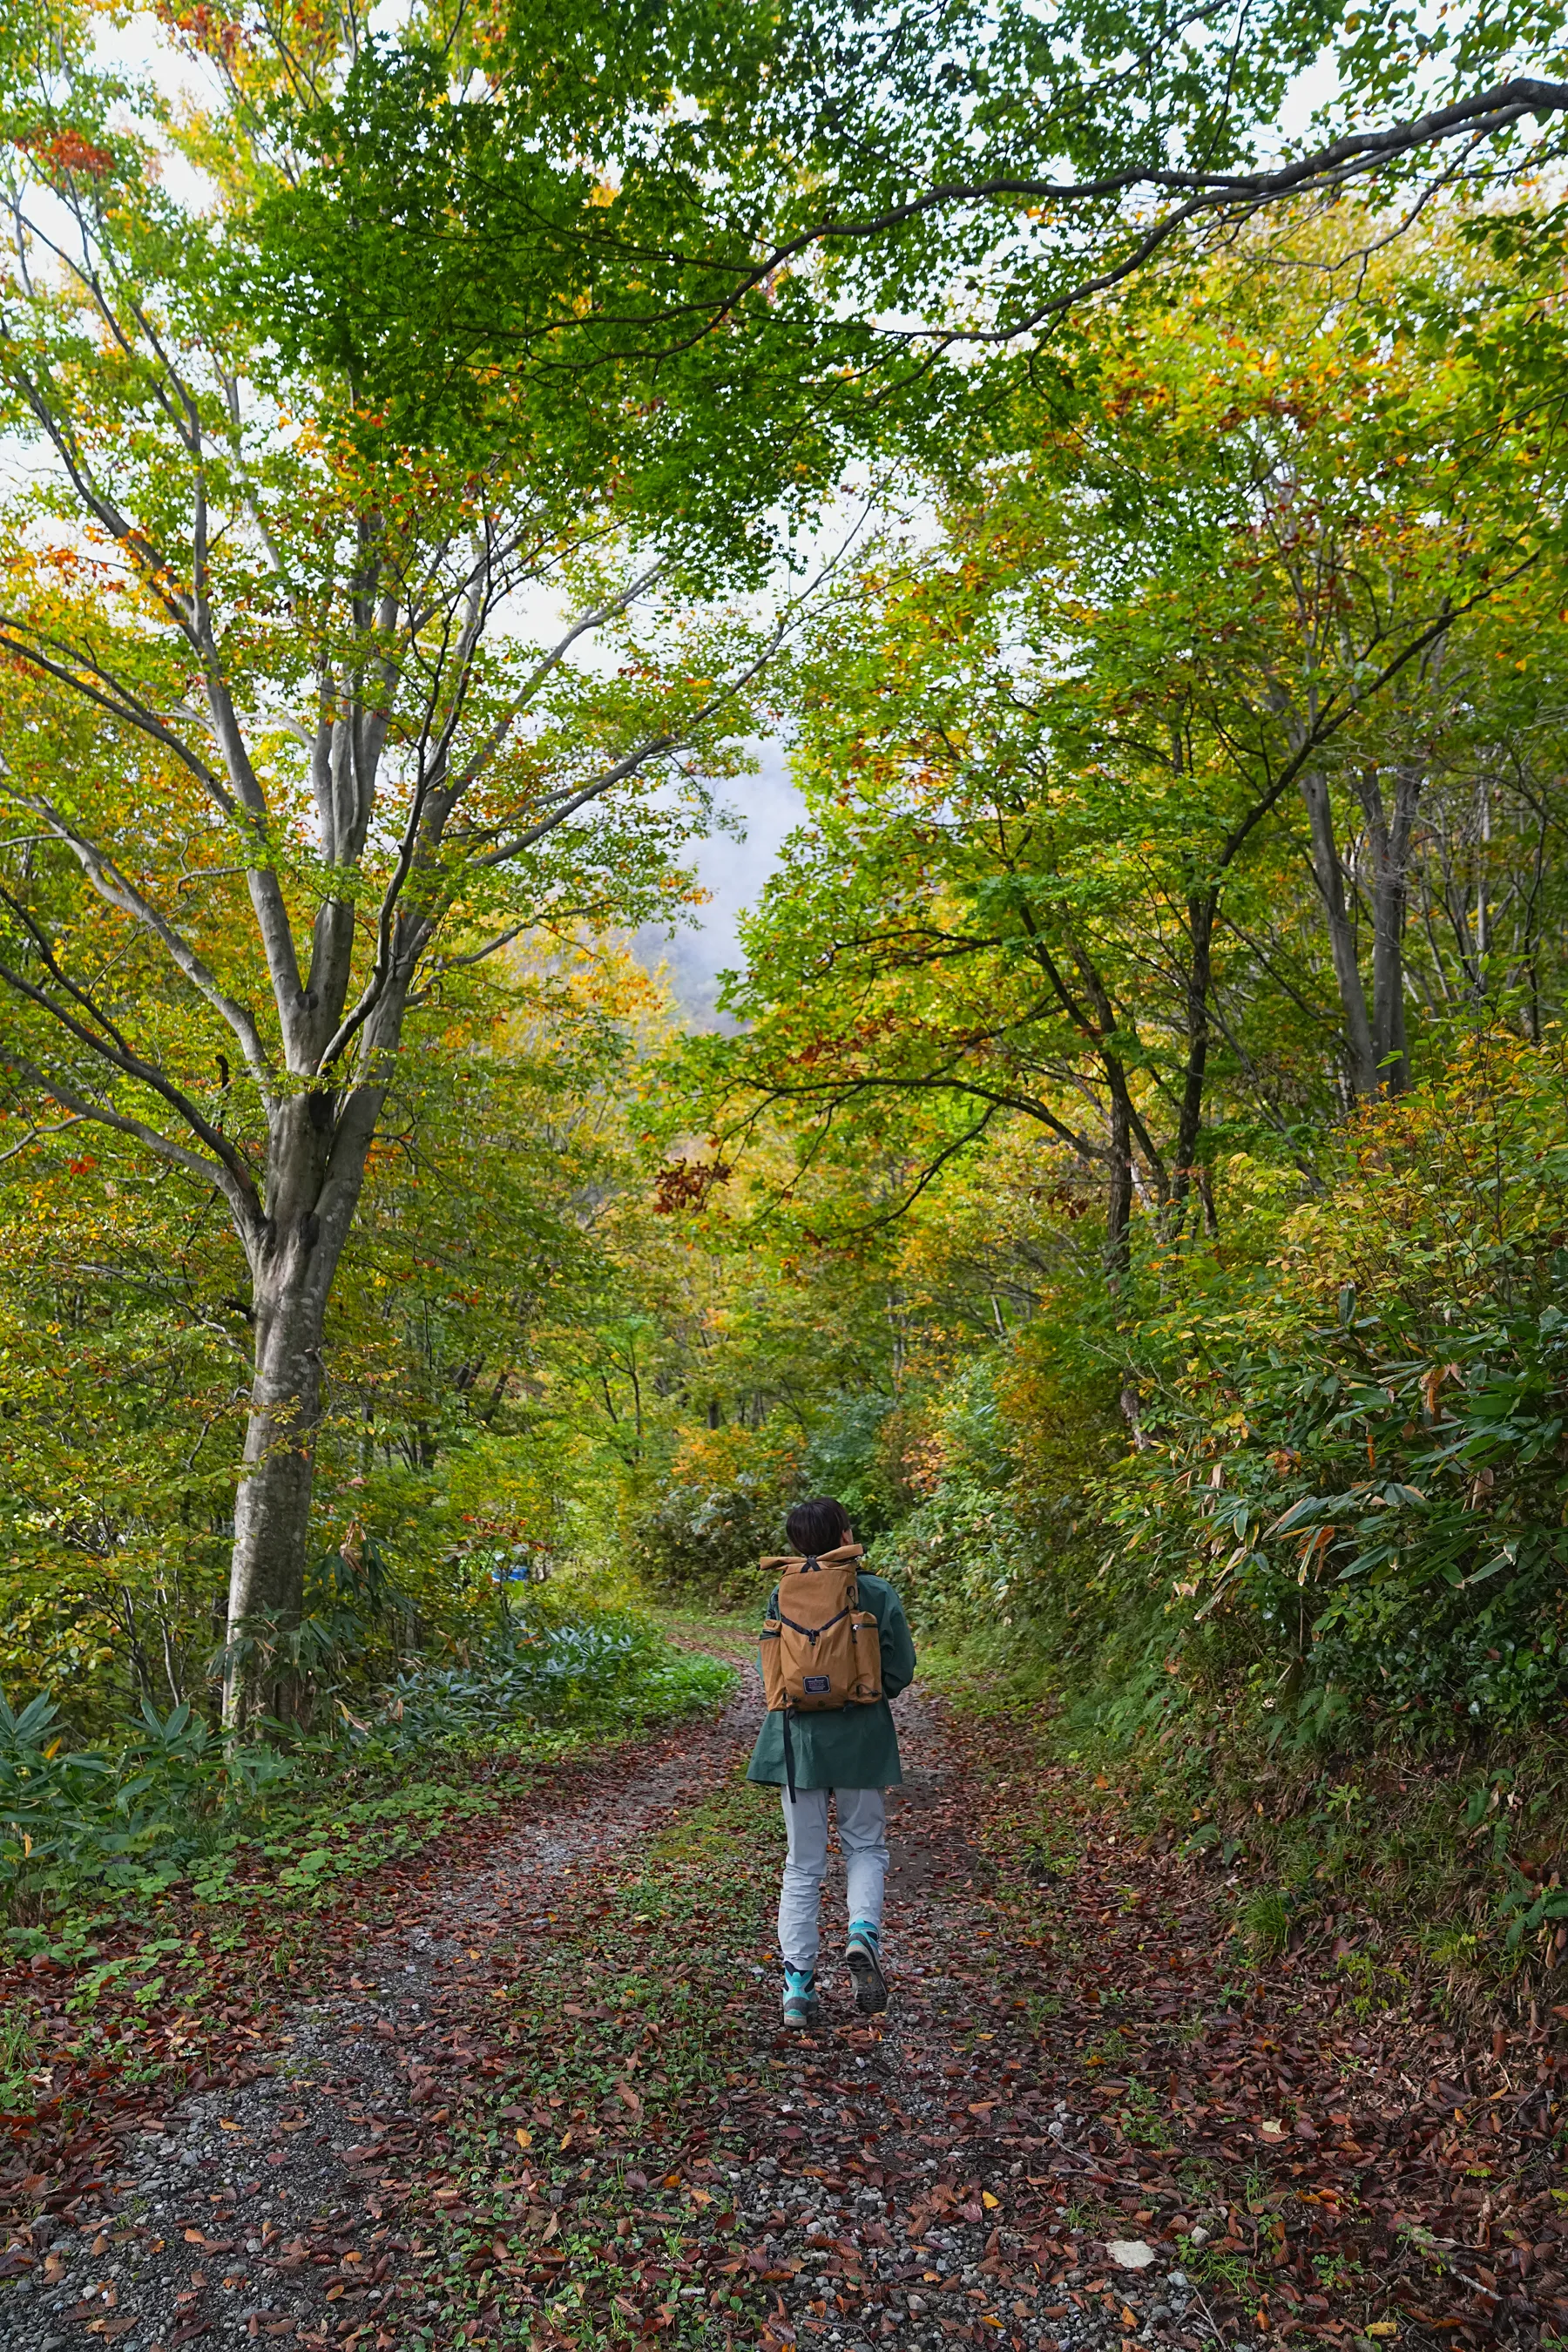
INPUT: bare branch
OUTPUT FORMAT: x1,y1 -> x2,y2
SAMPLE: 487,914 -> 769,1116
0,898 -> 262,1217
0,1047 -> 253,1218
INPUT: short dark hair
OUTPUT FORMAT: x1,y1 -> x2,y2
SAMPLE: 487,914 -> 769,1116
786,1496 -> 852,1557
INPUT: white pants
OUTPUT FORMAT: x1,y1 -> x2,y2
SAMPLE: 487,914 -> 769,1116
778,1787 -> 889,1971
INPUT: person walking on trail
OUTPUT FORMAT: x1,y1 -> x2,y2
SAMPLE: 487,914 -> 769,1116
747,1496 -> 917,2031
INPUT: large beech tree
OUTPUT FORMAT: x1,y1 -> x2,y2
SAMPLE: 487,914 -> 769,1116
0,0 -> 809,1722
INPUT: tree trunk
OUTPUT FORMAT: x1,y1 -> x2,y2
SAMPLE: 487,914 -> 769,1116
1300,768 -> 1378,1098
226,1257 -> 332,1727
1168,890 -> 1215,1235
1362,763 -> 1421,1094
1105,1086 -> 1132,1288
223,1089 -> 369,1728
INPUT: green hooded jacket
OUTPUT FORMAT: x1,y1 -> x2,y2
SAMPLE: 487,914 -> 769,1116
745,1570 -> 916,1791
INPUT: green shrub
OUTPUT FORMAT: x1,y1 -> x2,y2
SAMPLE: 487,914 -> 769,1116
375,1612 -> 733,1746
0,1605 -> 733,1918
871,1474 -> 1031,1641
1103,1031 -> 1568,1747
628,1470 -> 786,1611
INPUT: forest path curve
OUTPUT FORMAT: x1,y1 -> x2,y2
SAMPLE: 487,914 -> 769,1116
2,1658 -> 1560,2352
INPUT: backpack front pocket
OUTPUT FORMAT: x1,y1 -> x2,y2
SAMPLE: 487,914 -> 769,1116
786,1607 -> 858,1707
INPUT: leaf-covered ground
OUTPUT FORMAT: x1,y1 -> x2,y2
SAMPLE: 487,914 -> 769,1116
1,1659 -> 1564,2352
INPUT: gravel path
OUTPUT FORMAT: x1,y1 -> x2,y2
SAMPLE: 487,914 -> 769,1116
0,1663 -> 1206,2352
0,1699 -> 751,2352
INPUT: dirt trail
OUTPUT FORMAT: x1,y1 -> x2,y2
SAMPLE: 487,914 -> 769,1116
0,1697 -> 749,2352
2,1661 -> 1561,2352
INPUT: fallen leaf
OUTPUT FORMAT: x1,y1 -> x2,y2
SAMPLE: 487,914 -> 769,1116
1107,2242 -> 1157,2271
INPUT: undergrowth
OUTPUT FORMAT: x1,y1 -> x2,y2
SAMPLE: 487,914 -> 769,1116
918,1629 -> 1568,2029
0,1599 -> 733,1954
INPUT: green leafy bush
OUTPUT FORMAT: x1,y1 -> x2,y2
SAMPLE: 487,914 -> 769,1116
628,1470 -> 787,1611
1104,1032 -> 1568,1747
871,1474 -> 1031,1639
0,1605 -> 733,1917
375,1612 -> 733,1746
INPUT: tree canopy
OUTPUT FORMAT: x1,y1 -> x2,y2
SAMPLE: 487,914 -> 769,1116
4,0 -> 1568,1788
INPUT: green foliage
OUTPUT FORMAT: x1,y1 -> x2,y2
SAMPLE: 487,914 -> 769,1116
0,1604 -> 733,1923
630,1469 -> 791,1613
377,1613 -> 733,1747
1106,1032 -> 1568,1747
1240,1889 -> 1291,1958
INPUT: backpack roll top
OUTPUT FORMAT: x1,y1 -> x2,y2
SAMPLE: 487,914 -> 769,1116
758,1543 -> 884,1712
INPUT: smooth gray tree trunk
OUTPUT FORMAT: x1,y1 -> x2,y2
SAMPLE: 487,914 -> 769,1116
222,977 -> 413,1727
226,1263 -> 332,1726
1359,763 -> 1422,1095
1300,767 -> 1379,1098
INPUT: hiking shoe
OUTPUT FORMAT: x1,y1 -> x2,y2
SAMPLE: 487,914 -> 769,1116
781,1965 -> 821,2030
846,1919 -> 888,2013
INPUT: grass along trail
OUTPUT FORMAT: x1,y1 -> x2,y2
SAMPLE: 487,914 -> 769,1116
0,1651 -> 1565,2352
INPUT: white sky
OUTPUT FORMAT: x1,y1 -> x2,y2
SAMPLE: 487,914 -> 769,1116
634,740 -> 805,1027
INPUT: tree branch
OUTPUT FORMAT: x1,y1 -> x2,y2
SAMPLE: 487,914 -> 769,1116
0,1047 -> 255,1220
0,778 -> 279,1103
0,900 -> 262,1218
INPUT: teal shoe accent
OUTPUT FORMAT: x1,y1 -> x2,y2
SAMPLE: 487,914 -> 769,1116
846,1921 -> 888,2014
781,1964 -> 821,2031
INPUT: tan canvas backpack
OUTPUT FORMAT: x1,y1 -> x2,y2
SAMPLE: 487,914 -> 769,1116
759,1542 -> 883,1796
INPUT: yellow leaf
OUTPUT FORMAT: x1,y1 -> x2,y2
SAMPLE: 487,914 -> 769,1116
982,2191 -> 1000,2209
515,2128 -> 531,2149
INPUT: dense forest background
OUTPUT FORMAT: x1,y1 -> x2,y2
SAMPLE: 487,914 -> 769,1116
4,0 -> 1568,1989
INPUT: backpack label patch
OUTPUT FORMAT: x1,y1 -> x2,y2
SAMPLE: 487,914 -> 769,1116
803,1674 -> 830,1693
